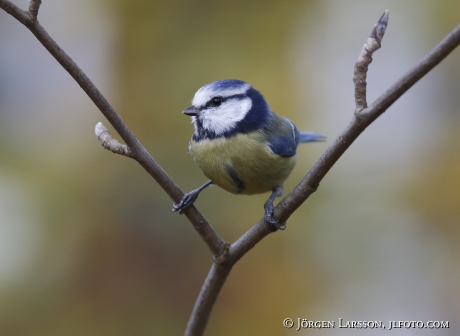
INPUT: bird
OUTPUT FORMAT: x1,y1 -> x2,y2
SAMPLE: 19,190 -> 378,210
172,79 -> 325,230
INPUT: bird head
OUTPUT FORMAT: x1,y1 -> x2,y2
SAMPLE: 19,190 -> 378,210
183,79 -> 271,140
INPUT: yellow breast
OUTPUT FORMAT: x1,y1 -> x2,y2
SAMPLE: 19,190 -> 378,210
189,131 -> 297,195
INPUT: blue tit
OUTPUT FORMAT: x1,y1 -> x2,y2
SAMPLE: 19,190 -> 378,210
173,79 -> 325,230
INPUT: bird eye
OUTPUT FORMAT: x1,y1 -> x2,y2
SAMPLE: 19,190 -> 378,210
211,96 -> 223,107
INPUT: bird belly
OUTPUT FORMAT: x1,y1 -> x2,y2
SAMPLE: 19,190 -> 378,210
189,132 -> 297,195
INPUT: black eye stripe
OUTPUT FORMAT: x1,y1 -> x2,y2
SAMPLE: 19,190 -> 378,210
205,93 -> 246,108
225,93 -> 245,100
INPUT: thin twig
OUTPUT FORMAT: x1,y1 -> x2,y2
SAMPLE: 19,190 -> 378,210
95,122 -> 134,158
28,0 -> 41,22
0,0 -> 227,259
354,10 -> 389,113
359,24 -> 460,122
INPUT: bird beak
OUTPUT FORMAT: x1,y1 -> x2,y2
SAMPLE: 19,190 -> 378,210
182,106 -> 201,117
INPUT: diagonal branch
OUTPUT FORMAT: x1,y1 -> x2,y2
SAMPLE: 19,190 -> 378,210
185,15 -> 460,336
230,22 -> 460,263
234,19 -> 460,263
0,0 -> 227,259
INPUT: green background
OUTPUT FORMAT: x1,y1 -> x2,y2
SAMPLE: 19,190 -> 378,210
0,0 -> 459,335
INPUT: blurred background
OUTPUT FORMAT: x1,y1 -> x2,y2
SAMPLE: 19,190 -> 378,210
0,0 -> 459,335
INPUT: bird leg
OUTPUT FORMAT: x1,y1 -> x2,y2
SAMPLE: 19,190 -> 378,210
172,180 -> 213,214
264,186 -> 286,231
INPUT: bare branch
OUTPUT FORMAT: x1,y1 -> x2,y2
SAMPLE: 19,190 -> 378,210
28,0 -> 41,22
230,21 -> 460,264
358,24 -> 460,122
0,0 -> 30,26
185,21 -> 460,334
354,10 -> 389,112
0,0 -> 227,259
95,122 -> 134,158
227,217 -> 272,263
184,263 -> 233,336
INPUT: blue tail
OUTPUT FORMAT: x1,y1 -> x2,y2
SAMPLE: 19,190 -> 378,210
299,131 -> 327,143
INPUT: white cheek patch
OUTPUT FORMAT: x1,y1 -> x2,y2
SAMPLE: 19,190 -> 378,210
201,97 -> 252,135
192,83 -> 251,107
191,116 -> 199,134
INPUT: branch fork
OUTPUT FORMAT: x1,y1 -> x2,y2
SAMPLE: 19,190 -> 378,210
28,0 -> 41,22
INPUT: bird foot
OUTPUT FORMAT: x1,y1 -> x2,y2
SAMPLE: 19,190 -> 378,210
172,191 -> 199,214
264,202 -> 286,231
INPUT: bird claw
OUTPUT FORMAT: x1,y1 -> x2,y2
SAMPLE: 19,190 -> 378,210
264,202 -> 286,231
172,181 -> 212,214
172,192 -> 199,214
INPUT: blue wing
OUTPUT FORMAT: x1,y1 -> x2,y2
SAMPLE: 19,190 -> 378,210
266,118 -> 300,158
264,116 -> 326,157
